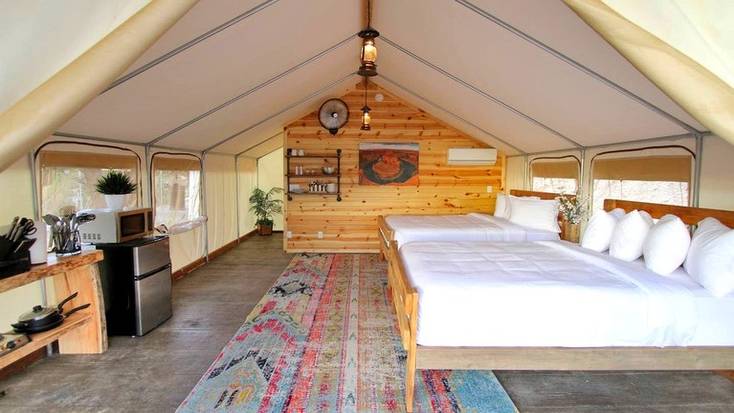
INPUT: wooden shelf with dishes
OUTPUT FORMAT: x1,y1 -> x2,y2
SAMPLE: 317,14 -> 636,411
286,149 -> 342,202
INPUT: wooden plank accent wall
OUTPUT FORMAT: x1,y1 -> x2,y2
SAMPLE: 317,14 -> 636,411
284,83 -> 504,253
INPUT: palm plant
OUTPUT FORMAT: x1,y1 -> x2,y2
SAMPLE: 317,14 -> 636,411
95,171 -> 137,195
249,188 -> 283,233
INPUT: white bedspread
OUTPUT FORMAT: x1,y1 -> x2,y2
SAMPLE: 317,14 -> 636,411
385,213 -> 559,247
400,241 -> 703,347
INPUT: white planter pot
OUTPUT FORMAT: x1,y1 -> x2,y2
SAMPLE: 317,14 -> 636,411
104,194 -> 127,210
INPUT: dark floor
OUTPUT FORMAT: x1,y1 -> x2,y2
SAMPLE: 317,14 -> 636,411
1,234 -> 733,412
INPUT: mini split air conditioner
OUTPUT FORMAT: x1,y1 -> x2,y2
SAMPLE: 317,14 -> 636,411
447,148 -> 497,165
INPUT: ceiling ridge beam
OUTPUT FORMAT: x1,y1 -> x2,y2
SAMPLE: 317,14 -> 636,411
381,36 -> 583,148
102,0 -> 282,93
454,0 -> 702,135
147,33 -> 357,146
376,75 -> 526,154
203,72 -> 358,153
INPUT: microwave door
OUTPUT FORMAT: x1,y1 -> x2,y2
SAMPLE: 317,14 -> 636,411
119,212 -> 147,242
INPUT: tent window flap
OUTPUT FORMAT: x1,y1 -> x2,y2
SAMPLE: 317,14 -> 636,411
531,160 -> 580,179
592,156 -> 691,182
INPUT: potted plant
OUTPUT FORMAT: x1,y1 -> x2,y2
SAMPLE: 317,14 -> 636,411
249,187 -> 283,235
557,193 -> 587,243
95,171 -> 137,210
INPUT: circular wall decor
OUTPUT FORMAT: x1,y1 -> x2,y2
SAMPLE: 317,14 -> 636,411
318,98 -> 349,135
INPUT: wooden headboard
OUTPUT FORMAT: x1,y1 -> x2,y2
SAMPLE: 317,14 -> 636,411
509,189 -> 573,201
603,199 -> 734,228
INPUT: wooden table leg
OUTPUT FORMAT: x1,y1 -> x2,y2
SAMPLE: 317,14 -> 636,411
53,263 -> 107,354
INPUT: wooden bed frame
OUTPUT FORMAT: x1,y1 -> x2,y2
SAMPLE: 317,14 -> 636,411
377,189 -> 569,262
387,199 -> 734,412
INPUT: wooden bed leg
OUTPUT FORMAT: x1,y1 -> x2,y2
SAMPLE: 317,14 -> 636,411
405,293 -> 418,413
406,344 -> 416,412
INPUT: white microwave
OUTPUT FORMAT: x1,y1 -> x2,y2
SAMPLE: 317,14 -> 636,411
78,208 -> 154,244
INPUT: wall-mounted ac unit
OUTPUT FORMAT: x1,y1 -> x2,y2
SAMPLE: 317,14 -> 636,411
447,148 -> 497,165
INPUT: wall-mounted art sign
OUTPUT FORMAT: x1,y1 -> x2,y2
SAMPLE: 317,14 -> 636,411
359,142 -> 419,186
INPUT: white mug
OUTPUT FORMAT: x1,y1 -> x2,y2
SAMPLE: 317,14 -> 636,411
326,183 -> 337,193
298,149 -> 305,156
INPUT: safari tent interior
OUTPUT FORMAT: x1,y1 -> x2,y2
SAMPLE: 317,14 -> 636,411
1,0 -> 734,411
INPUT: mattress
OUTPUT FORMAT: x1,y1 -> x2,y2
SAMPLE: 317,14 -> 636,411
399,240 -> 734,347
385,213 -> 559,247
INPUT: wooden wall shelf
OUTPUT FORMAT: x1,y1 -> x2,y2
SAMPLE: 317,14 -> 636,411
0,250 -> 107,371
286,149 -> 342,201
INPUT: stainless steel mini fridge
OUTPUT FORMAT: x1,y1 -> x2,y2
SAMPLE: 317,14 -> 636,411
96,236 -> 172,336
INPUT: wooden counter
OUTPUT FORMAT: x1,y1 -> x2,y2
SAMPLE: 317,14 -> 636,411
0,250 -> 107,370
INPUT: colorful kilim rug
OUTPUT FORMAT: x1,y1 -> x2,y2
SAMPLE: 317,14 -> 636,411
178,254 -> 517,412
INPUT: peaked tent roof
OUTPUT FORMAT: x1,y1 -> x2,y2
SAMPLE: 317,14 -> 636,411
55,0 -> 707,156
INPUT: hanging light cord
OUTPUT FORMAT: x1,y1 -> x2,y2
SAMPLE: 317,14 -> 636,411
367,0 -> 372,27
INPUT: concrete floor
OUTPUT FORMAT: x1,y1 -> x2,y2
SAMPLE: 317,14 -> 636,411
1,233 -> 733,412
0,234 -> 292,412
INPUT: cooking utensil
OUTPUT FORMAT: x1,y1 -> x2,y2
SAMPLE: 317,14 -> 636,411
12,292 -> 90,334
5,217 -> 19,239
46,213 -> 88,255
42,214 -> 59,227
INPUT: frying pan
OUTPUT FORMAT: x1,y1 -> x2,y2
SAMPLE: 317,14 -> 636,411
12,292 -> 91,334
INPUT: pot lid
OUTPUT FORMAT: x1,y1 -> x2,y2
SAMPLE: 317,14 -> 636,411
18,305 -> 60,323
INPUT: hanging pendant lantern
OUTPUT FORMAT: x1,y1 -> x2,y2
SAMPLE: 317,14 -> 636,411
361,77 -> 371,130
358,0 -> 379,77
358,28 -> 379,77
361,105 -> 371,130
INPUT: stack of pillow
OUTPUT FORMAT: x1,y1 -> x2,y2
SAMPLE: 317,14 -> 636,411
581,208 -> 734,297
494,193 -> 561,233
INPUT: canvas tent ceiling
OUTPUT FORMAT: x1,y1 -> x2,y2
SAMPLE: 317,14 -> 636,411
50,0 -> 713,156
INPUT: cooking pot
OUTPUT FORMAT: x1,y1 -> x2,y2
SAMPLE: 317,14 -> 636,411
12,292 -> 90,334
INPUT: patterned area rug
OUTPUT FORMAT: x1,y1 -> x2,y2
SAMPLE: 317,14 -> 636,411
178,254 -> 517,412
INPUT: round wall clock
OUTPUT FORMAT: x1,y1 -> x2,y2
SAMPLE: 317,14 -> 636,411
318,98 -> 349,135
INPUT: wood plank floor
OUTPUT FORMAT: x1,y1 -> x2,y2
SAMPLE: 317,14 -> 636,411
0,234 -> 732,411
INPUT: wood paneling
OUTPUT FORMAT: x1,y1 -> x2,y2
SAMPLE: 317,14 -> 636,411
285,84 -> 504,252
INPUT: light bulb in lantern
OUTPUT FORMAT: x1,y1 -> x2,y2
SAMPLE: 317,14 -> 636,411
361,105 -> 371,130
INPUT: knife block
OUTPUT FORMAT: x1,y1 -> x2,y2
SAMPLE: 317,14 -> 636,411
0,251 -> 31,280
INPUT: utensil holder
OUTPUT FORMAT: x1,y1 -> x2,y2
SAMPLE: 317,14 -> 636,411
52,229 -> 81,256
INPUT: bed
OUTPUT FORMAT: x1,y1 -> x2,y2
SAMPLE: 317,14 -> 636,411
377,189 -> 565,260
387,199 -> 734,412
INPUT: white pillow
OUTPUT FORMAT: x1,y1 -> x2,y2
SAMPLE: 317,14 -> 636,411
609,210 -> 654,261
643,214 -> 691,275
684,218 -> 734,297
580,208 -> 626,252
494,194 -> 541,219
508,197 -> 561,233
494,193 -> 511,219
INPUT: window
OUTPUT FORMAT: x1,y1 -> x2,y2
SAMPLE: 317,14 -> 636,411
530,156 -> 580,194
151,154 -> 202,227
591,148 -> 693,211
39,146 -> 140,215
